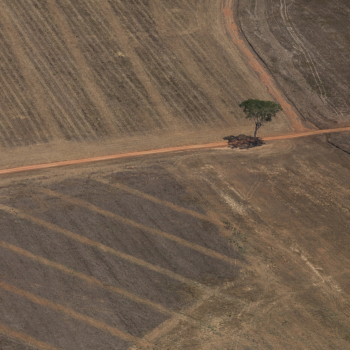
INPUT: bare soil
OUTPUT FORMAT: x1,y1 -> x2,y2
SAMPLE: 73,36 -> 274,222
0,0 -> 293,169
0,0 -> 349,349
238,0 -> 350,129
0,137 -> 350,349
328,131 -> 350,155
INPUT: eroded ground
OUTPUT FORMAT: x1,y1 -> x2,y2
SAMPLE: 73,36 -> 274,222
0,137 -> 349,349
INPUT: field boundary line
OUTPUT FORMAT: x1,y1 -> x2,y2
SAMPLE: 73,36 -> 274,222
95,177 -> 223,226
38,188 -> 237,265
128,281 -> 235,350
0,240 -> 174,317
0,126 -> 349,177
128,288 -> 215,350
0,203 -> 203,288
222,0 -> 304,132
0,281 -> 152,348
0,323 -> 62,350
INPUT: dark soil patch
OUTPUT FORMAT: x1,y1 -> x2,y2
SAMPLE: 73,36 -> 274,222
223,134 -> 264,149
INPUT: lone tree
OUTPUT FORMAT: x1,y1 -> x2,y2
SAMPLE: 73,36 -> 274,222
239,99 -> 283,141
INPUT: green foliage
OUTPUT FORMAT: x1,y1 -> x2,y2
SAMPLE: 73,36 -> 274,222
239,99 -> 282,121
239,99 -> 283,139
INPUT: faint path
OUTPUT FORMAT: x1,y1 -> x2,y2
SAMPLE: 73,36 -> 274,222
222,0 -> 305,132
279,0 -> 345,118
0,126 -> 349,176
0,203 -> 198,286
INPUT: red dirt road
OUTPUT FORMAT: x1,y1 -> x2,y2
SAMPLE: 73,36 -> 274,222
222,0 -> 305,132
0,127 -> 349,176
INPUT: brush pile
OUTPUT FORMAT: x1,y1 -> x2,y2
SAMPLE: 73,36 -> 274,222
223,134 -> 264,149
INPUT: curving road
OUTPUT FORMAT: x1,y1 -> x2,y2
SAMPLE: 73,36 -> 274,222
222,0 -> 305,132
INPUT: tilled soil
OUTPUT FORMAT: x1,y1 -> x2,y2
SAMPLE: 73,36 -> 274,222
0,137 -> 349,349
0,0 -> 290,153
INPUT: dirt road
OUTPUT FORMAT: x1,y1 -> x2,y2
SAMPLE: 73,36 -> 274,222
0,126 -> 349,177
222,0 -> 305,132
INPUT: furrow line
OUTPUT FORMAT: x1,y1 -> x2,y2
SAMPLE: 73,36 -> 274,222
38,188 -> 237,266
47,0 -> 118,135
5,2 -> 85,140
0,281 -> 152,348
0,203 -> 205,288
8,0 -> 98,138
0,3 -> 52,142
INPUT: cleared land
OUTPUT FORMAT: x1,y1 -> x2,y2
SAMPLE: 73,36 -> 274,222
0,0 -> 350,349
238,0 -> 350,130
0,137 -> 349,349
0,0 -> 296,169
0,125 -> 350,176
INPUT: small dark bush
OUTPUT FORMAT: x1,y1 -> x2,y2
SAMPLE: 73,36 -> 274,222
223,134 -> 264,149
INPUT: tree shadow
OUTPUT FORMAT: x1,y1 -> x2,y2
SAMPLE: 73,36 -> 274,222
223,134 -> 265,149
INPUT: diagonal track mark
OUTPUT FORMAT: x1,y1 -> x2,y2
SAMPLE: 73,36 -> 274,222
1,240 -> 234,332
0,2 -> 54,140
4,2 -> 85,141
98,0 -> 171,129
0,281 -> 152,348
0,323 -> 62,350
95,177 -> 223,226
0,240 -> 174,317
38,187 -> 237,265
46,0 -> 119,134
0,203 -> 202,288
128,282 -> 233,350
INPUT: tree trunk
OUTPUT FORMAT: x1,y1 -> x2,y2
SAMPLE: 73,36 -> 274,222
254,123 -> 258,141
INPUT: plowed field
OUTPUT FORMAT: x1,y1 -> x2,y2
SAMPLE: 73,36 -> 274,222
1,1 -> 350,350
0,137 -> 350,349
0,0 -> 293,161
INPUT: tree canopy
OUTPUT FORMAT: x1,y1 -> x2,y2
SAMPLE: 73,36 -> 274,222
239,99 -> 283,140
